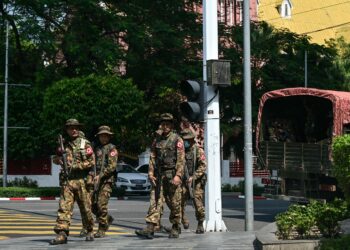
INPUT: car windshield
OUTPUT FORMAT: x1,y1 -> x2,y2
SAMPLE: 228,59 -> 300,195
117,164 -> 139,173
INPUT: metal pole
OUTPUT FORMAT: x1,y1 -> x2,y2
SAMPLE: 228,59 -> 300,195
243,0 -> 254,231
3,21 -> 9,187
305,50 -> 308,88
203,0 -> 227,232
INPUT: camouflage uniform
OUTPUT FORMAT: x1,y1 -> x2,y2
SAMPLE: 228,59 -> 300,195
180,129 -> 207,234
51,119 -> 95,245
137,113 -> 185,239
92,129 -> 118,236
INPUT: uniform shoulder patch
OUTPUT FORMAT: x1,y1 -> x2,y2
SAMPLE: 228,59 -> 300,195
86,147 -> 93,156
177,140 -> 183,149
110,149 -> 118,157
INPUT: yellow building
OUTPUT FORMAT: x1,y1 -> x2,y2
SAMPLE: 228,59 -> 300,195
258,0 -> 350,44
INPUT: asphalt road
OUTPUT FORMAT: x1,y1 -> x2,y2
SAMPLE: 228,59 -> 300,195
0,194 -> 290,239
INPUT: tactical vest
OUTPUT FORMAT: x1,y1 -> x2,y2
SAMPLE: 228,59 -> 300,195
185,145 -> 197,176
69,137 -> 88,166
155,132 -> 179,170
95,143 -> 115,173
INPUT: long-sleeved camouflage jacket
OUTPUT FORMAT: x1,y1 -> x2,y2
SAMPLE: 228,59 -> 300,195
94,143 -> 118,182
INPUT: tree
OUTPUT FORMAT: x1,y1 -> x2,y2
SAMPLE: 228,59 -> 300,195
41,75 -> 147,155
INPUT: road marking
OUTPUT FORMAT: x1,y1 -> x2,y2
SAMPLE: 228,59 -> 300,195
0,209 -> 130,240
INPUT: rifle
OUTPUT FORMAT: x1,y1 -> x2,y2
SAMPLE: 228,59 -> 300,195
93,147 -> 106,208
154,162 -> 161,209
184,163 -> 195,207
58,134 -> 69,183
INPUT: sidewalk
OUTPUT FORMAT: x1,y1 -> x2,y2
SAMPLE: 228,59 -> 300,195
0,230 -> 257,250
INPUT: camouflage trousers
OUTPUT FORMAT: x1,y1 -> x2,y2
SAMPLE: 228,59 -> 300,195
91,182 -> 113,229
181,180 -> 205,222
54,179 -> 94,235
145,177 -> 182,225
145,188 -> 165,226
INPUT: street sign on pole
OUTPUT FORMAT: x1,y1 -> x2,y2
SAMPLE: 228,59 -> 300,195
203,0 -> 227,232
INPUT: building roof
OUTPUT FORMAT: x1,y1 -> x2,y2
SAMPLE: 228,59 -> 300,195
258,0 -> 350,44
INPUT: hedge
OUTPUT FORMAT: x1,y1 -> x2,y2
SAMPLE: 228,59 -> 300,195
0,187 -> 126,198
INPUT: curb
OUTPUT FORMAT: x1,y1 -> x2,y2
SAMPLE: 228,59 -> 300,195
0,197 -> 58,201
0,196 -> 128,201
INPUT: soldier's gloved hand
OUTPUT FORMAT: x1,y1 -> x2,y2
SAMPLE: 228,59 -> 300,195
149,176 -> 157,186
172,175 -> 182,186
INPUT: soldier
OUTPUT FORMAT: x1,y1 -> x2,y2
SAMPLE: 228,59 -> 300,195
50,118 -> 95,245
135,129 -> 170,238
180,128 -> 207,234
136,113 -> 185,239
90,125 -> 118,238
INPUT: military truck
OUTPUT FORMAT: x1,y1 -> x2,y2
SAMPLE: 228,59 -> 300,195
256,87 -> 350,199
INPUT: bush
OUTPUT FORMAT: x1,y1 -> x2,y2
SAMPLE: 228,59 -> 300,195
275,199 -> 349,240
0,187 -> 60,197
332,135 -> 350,201
0,177 -> 38,188
320,235 -> 350,250
0,186 -> 126,198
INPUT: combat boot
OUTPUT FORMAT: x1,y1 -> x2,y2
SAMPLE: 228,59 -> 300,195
135,223 -> 155,239
168,224 -> 180,238
182,222 -> 189,230
85,231 -> 94,241
159,225 -> 171,234
94,229 -> 106,238
195,221 -> 204,234
79,228 -> 88,237
49,231 -> 67,245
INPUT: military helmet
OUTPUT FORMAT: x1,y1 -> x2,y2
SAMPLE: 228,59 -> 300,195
160,113 -> 174,122
181,128 -> 195,139
96,125 -> 114,136
65,118 -> 83,127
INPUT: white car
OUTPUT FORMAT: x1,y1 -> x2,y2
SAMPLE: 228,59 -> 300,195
135,164 -> 149,176
115,163 -> 151,193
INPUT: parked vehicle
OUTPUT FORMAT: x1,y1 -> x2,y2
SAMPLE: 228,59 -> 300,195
135,164 -> 149,176
256,87 -> 350,199
115,163 -> 151,194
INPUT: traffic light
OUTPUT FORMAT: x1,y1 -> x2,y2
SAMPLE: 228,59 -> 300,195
180,80 -> 204,122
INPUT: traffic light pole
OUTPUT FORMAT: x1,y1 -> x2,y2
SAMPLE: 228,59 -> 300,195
203,0 -> 227,232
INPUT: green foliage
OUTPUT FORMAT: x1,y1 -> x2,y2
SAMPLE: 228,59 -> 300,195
321,234 -> 350,250
0,185 -> 125,198
0,187 -> 60,197
2,177 -> 38,188
275,200 -> 349,240
42,75 -> 147,154
332,135 -> 350,201
314,199 -> 349,238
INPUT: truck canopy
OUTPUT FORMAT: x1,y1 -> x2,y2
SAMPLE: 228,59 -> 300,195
256,87 -> 350,147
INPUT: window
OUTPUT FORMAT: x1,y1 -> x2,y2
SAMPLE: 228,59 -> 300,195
279,0 -> 292,19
